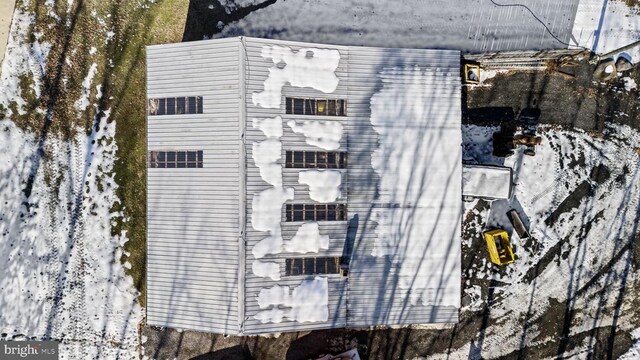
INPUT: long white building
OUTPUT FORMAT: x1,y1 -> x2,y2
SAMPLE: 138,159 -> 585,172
146,37 -> 462,335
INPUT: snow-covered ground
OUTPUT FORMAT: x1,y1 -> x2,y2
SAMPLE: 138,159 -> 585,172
456,123 -> 640,358
619,328 -> 640,359
0,116 -> 142,359
0,9 -> 50,117
0,4 -> 142,360
74,62 -> 98,111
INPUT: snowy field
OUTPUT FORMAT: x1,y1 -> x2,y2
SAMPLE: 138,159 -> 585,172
0,117 -> 142,359
1,0 -> 640,359
0,2 -> 142,359
457,123 -> 640,358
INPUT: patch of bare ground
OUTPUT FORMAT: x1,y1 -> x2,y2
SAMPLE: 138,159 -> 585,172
465,58 -> 640,132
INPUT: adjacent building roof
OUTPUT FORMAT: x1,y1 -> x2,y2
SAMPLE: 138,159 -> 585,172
146,37 -> 462,335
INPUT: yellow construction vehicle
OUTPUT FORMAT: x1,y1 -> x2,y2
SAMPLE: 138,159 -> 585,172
483,229 -> 515,265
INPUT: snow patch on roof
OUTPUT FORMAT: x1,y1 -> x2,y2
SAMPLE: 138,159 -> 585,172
249,189 -> 284,233
252,260 -> 281,281
252,45 -> 340,108
252,139 -> 284,187
254,308 -> 285,324
254,277 -> 329,323
287,119 -> 343,150
250,116 -> 293,267
251,185 -> 294,259
369,66 -> 462,308
286,277 -> 329,322
298,169 -> 342,202
251,117 -> 285,187
370,66 -> 461,208
284,222 -> 330,254
74,62 -> 98,111
256,284 -> 289,308
253,115 -> 283,138
370,67 -> 460,209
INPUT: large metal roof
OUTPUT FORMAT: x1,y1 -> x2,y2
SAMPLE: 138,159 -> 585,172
146,37 -> 462,335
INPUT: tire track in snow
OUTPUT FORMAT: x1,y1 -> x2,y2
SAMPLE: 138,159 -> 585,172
42,121 -> 104,358
41,139 -> 89,357
530,176 -> 562,205
65,136 -> 90,358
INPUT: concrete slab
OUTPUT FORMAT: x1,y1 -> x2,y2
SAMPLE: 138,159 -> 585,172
0,0 -> 15,67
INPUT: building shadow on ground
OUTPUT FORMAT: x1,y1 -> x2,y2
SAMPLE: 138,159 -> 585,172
182,0 -> 278,41
190,344 -> 253,360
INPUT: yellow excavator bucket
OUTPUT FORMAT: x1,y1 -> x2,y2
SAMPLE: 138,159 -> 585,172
483,229 -> 515,265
